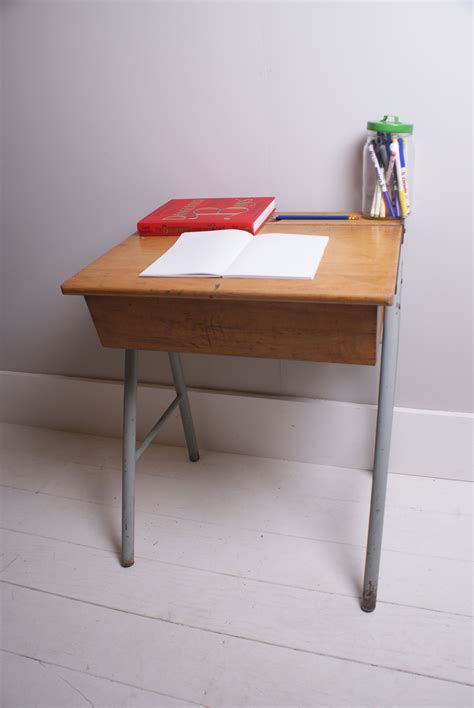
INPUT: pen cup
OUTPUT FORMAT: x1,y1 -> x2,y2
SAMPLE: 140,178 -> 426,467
362,115 -> 414,219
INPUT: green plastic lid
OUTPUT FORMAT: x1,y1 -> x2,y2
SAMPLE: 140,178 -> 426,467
367,115 -> 413,134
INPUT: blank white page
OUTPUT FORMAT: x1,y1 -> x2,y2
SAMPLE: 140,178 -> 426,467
223,233 -> 329,279
140,229 -> 253,277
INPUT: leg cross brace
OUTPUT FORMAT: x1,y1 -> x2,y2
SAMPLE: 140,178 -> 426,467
135,394 -> 182,461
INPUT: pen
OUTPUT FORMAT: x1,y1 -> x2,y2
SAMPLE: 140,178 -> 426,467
379,168 -> 386,218
377,137 -> 389,170
398,137 -> 411,214
386,142 -> 397,185
274,215 -> 360,221
391,139 -> 408,217
370,184 -> 380,218
393,172 -> 401,217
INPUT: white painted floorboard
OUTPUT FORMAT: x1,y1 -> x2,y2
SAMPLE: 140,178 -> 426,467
0,651 -> 198,708
0,425 -> 473,707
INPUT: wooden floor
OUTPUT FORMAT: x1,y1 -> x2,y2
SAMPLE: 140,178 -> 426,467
0,423 -> 472,708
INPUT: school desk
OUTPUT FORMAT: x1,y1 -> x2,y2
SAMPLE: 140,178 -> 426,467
61,214 -> 404,612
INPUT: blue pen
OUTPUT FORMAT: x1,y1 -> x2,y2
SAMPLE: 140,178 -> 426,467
274,215 -> 359,221
398,137 -> 406,165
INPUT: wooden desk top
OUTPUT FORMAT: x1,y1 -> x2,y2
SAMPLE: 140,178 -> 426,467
61,215 -> 403,306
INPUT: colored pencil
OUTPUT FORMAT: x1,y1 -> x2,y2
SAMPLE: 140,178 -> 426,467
274,215 -> 360,222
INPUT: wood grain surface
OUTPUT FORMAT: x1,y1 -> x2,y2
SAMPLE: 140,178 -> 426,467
86,295 -> 379,364
62,216 -> 403,306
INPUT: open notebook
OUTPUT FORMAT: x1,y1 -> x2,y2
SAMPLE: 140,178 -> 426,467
140,230 -> 329,280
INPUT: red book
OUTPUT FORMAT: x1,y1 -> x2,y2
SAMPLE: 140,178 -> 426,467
137,197 -> 276,236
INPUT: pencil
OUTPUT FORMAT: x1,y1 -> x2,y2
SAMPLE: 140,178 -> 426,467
274,215 -> 360,222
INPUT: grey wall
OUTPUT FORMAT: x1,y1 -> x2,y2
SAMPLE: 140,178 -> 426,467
0,8 -> 3,364
1,1 -> 472,413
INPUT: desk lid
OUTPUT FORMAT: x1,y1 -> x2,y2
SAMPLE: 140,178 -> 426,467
61,215 -> 403,306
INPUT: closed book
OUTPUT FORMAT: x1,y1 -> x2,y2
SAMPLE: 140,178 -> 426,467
137,197 -> 275,236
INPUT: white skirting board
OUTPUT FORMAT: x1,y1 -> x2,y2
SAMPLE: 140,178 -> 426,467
0,370 -> 472,481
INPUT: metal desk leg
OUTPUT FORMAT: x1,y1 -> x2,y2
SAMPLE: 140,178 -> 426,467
168,352 -> 200,462
121,349 -> 138,567
361,266 -> 403,612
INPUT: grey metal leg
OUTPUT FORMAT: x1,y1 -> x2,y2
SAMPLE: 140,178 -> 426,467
121,349 -> 138,567
361,262 -> 403,612
120,350 -> 199,567
168,352 -> 200,462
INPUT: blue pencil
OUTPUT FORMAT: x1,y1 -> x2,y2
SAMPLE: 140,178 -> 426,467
274,215 -> 359,222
